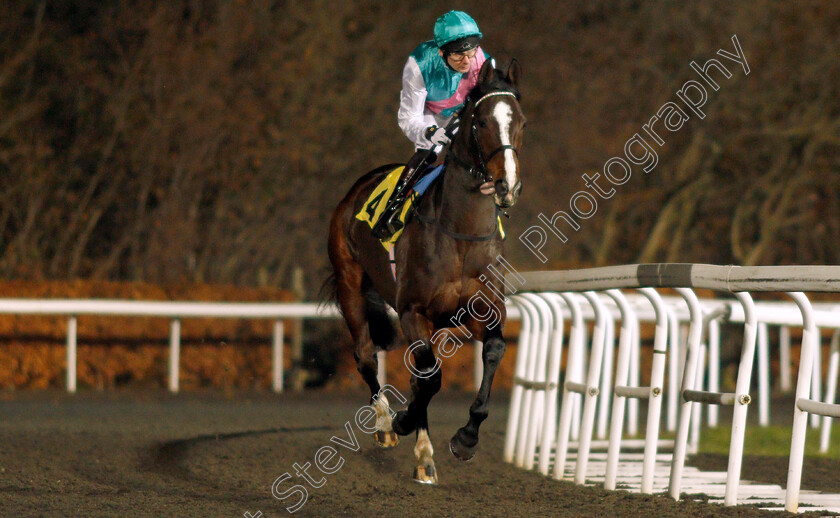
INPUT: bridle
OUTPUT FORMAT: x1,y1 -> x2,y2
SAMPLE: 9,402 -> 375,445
447,90 -> 521,184
415,90 -> 520,241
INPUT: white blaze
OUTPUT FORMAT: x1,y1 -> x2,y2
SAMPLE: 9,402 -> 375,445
492,101 -> 517,189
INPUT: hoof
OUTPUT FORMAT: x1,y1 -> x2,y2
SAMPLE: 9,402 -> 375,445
412,464 -> 438,485
373,429 -> 399,448
391,410 -> 416,436
449,434 -> 477,462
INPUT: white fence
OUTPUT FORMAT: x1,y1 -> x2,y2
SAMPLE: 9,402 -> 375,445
503,264 -> 840,513
0,299 -> 343,393
0,298 -> 515,394
2,267 -> 839,510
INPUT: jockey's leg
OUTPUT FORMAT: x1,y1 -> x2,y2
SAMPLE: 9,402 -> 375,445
370,149 -> 435,240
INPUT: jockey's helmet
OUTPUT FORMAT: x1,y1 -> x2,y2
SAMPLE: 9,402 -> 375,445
434,11 -> 482,54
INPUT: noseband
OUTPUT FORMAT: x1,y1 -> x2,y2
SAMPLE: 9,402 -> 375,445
449,91 -> 521,183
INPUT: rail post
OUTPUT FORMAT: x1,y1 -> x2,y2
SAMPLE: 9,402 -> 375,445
538,293 -> 566,476
780,325 -> 792,392
514,296 -> 542,468
820,329 -> 840,452
723,292 -> 757,506
66,316 -> 77,393
785,291 -> 817,512
290,267 -> 306,391
757,322 -> 771,426
521,293 -> 553,470
272,319 -> 284,392
573,291 -> 608,484
503,296 -> 532,464
603,289 -> 637,490
551,293 -> 584,480
169,318 -> 181,393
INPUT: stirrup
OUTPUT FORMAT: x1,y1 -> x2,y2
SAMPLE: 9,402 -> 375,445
371,206 -> 399,239
371,195 -> 407,240
384,208 -> 406,234
371,219 -> 394,240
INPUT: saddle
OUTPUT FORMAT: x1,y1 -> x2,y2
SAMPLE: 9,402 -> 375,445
356,164 -> 445,249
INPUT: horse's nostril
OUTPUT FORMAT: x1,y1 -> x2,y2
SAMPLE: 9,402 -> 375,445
495,180 -> 509,196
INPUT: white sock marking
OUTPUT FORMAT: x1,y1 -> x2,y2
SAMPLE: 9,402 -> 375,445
373,395 -> 393,432
414,429 -> 434,463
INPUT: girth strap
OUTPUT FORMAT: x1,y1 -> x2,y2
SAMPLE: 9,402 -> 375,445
414,205 -> 501,242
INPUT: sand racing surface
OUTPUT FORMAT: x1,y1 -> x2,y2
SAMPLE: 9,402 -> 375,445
0,389 -> 832,517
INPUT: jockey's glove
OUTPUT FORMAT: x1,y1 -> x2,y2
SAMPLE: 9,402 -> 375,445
425,126 -> 451,146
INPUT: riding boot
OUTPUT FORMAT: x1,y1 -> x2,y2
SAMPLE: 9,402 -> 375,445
371,149 -> 435,240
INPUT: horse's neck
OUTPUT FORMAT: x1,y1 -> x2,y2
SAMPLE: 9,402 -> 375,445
435,161 -> 497,235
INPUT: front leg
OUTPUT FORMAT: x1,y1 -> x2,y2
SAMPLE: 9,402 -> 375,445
450,324 -> 507,461
391,309 -> 442,484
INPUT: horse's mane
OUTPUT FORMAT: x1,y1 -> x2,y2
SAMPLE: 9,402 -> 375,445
445,61 -> 520,168
466,63 -> 521,105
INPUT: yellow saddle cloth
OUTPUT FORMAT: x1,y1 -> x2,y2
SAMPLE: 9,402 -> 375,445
355,166 -> 505,250
355,166 -> 416,249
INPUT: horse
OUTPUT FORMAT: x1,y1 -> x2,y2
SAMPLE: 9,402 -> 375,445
326,59 -> 525,484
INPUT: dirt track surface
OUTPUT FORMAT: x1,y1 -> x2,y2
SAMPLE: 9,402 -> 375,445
0,389 -> 816,517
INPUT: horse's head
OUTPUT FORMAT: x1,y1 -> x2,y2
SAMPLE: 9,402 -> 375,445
457,59 -> 526,209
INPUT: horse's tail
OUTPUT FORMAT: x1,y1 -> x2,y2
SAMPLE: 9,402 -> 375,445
317,272 -> 338,310
318,272 -> 395,349
364,290 -> 396,349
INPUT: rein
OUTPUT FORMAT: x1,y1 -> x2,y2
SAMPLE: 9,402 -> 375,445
417,90 -> 518,242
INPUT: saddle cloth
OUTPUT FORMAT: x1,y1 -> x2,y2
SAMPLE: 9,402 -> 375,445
355,164 -> 505,250
356,164 -> 444,249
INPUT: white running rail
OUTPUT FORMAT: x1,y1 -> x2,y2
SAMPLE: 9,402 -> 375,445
0,299 -> 341,393
504,264 -> 840,513
0,299 -> 523,396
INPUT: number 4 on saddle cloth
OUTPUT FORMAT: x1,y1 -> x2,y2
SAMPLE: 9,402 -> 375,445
356,163 -> 504,279
356,164 -> 506,249
356,164 -> 442,248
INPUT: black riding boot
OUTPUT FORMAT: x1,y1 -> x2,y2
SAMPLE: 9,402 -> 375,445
371,150 -> 435,240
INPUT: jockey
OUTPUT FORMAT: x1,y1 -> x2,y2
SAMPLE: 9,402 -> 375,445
371,10 -> 491,240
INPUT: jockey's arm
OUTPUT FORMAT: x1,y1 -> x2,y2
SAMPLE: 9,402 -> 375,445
398,56 -> 444,150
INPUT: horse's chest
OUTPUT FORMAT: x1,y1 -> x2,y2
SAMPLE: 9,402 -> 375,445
427,280 -> 465,315
423,275 -> 490,321
396,230 -> 496,314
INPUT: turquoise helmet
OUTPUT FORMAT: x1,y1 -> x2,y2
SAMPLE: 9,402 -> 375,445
433,11 -> 482,50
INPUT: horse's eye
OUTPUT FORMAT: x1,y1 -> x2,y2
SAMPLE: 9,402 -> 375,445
477,120 -> 487,128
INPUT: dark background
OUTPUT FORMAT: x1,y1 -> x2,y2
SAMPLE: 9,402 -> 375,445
2,1 -> 839,296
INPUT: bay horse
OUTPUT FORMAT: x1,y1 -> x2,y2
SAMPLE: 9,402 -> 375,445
327,59 -> 524,484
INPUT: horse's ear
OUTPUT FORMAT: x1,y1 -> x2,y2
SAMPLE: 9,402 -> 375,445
506,59 -> 521,88
478,59 -> 495,85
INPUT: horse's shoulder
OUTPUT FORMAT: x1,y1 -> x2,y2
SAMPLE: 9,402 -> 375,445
413,172 -> 444,218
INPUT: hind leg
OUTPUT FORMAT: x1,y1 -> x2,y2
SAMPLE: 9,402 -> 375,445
355,325 -> 399,449
334,263 -> 399,448
364,289 -> 400,448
